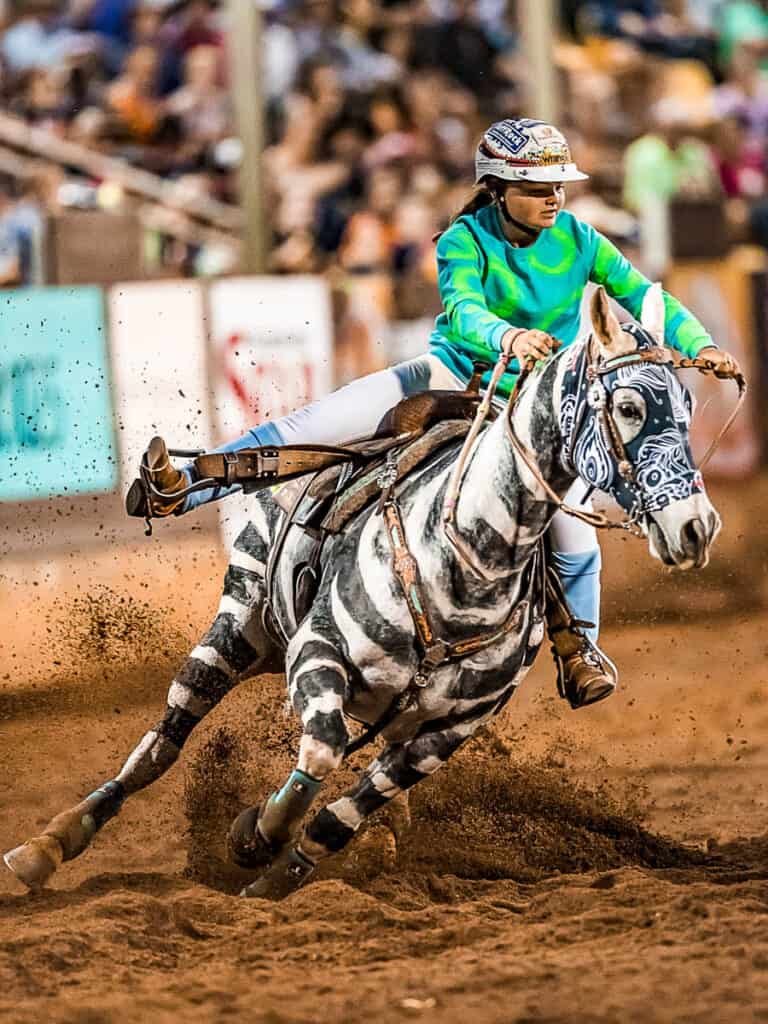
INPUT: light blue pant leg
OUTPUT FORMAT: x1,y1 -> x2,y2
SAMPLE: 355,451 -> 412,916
549,548 -> 601,643
181,421 -> 285,512
177,355 -> 455,515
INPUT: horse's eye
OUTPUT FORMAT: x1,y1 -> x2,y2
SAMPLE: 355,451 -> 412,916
612,387 -> 646,443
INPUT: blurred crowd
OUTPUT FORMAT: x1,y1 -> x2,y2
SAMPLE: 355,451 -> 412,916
0,0 -> 768,326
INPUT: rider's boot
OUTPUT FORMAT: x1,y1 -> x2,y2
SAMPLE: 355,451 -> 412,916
545,564 -> 617,710
125,436 -> 187,520
4,781 -> 125,890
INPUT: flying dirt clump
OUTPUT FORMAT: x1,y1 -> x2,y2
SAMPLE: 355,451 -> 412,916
391,739 -> 705,887
57,585 -> 189,666
179,688 -> 704,899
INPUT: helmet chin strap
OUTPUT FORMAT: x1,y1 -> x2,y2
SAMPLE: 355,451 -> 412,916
496,194 -> 541,239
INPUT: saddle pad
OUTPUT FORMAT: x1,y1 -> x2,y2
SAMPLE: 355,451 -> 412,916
321,419 -> 471,534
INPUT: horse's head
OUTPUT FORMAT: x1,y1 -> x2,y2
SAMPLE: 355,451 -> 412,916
560,285 -> 720,569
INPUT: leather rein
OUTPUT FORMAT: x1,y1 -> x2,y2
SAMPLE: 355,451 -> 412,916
443,340 -> 747,553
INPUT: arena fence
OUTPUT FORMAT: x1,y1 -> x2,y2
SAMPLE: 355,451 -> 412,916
0,253 -> 763,559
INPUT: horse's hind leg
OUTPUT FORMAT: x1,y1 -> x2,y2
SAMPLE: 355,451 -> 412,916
4,524 -> 274,891
230,625 -> 349,878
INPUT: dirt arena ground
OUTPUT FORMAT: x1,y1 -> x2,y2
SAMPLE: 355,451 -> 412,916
2,479 -> 768,1024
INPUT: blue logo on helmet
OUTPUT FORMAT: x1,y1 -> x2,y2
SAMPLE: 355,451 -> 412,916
485,121 -> 529,155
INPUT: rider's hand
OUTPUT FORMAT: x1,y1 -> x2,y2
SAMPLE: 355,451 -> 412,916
696,346 -> 742,379
502,328 -> 561,364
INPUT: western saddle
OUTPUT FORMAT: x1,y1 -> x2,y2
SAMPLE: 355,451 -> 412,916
127,368 -> 494,633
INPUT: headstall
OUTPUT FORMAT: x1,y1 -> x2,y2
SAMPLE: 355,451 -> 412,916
443,338 -> 747,555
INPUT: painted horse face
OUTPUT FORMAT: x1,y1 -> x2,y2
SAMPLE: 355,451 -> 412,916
561,286 -> 720,569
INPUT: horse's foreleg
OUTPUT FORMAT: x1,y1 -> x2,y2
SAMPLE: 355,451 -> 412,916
245,714 -> 485,901
5,551 -> 272,891
234,633 -> 349,889
301,721 -> 474,863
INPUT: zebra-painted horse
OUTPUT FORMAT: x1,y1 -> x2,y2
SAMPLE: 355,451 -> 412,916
5,287 -> 721,900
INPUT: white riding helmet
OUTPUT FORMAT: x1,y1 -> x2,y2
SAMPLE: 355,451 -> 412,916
475,118 -> 589,184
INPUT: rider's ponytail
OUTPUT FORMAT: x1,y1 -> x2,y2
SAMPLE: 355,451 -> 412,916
432,178 -> 502,242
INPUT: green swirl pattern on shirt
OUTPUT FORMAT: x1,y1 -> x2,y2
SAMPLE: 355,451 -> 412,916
430,206 -> 712,397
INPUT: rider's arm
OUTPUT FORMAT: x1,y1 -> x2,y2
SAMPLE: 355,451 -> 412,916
436,222 -> 514,353
588,227 -> 716,358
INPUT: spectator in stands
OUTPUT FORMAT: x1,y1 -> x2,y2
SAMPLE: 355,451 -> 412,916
165,44 -> 231,156
2,0 -> 94,73
73,0 -> 134,48
10,67 -> 72,132
291,0 -> 346,65
575,0 -> 716,65
69,0 -> 135,72
714,41 -> 768,144
105,43 -> 162,141
338,161 -> 403,272
334,0 -> 401,90
9,162 -> 62,284
263,6 -> 301,106
623,97 -> 719,214
156,0 -> 222,94
361,85 -> 418,168
411,0 -> 517,105
716,0 -> 768,71
0,180 -> 22,286
711,112 -> 766,198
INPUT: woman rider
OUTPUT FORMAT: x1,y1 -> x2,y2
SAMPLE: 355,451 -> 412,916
143,117 -> 738,710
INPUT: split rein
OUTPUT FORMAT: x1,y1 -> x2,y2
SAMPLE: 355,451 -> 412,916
442,342 -> 747,548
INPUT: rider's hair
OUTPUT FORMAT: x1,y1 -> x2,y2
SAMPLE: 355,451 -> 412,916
432,176 -> 505,242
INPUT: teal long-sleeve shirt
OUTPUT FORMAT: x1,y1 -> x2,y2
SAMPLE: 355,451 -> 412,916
429,205 -> 713,396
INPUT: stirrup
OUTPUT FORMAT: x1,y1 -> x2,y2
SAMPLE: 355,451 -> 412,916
553,638 -> 617,710
125,437 -> 211,535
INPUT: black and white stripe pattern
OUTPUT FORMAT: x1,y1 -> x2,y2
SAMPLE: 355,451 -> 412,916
17,324 -> 713,894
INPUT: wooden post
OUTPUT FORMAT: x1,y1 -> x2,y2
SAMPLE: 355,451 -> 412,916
228,0 -> 265,273
520,0 -> 560,124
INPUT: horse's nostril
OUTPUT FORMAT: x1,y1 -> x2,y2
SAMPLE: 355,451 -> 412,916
682,517 -> 706,556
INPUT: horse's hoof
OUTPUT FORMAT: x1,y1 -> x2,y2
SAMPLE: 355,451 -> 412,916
240,845 -> 315,901
3,836 -> 63,891
227,805 -> 281,869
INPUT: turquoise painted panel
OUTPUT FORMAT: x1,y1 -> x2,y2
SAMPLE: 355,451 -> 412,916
0,287 -> 117,501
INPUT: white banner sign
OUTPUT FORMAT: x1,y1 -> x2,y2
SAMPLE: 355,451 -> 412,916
208,276 -> 333,548
108,281 -> 213,491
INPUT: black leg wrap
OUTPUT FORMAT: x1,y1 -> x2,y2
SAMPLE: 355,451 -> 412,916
49,779 -> 127,862
258,775 -> 320,845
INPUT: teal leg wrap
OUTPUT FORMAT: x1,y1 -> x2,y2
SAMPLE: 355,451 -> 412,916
259,770 -> 323,844
274,769 -> 322,804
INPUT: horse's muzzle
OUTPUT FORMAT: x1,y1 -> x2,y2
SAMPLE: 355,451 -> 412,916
647,498 -> 720,570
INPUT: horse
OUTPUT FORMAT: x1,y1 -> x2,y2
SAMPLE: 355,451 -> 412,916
4,286 -> 722,901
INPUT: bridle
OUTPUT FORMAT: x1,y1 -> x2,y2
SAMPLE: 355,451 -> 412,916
443,336 -> 747,572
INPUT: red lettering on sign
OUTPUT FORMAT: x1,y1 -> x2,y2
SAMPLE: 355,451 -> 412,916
222,332 -> 315,423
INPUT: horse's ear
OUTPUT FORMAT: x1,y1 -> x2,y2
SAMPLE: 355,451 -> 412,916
590,286 -> 635,357
640,282 -> 665,345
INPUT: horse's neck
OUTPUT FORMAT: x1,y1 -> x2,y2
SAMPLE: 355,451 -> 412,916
452,349 -> 578,581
